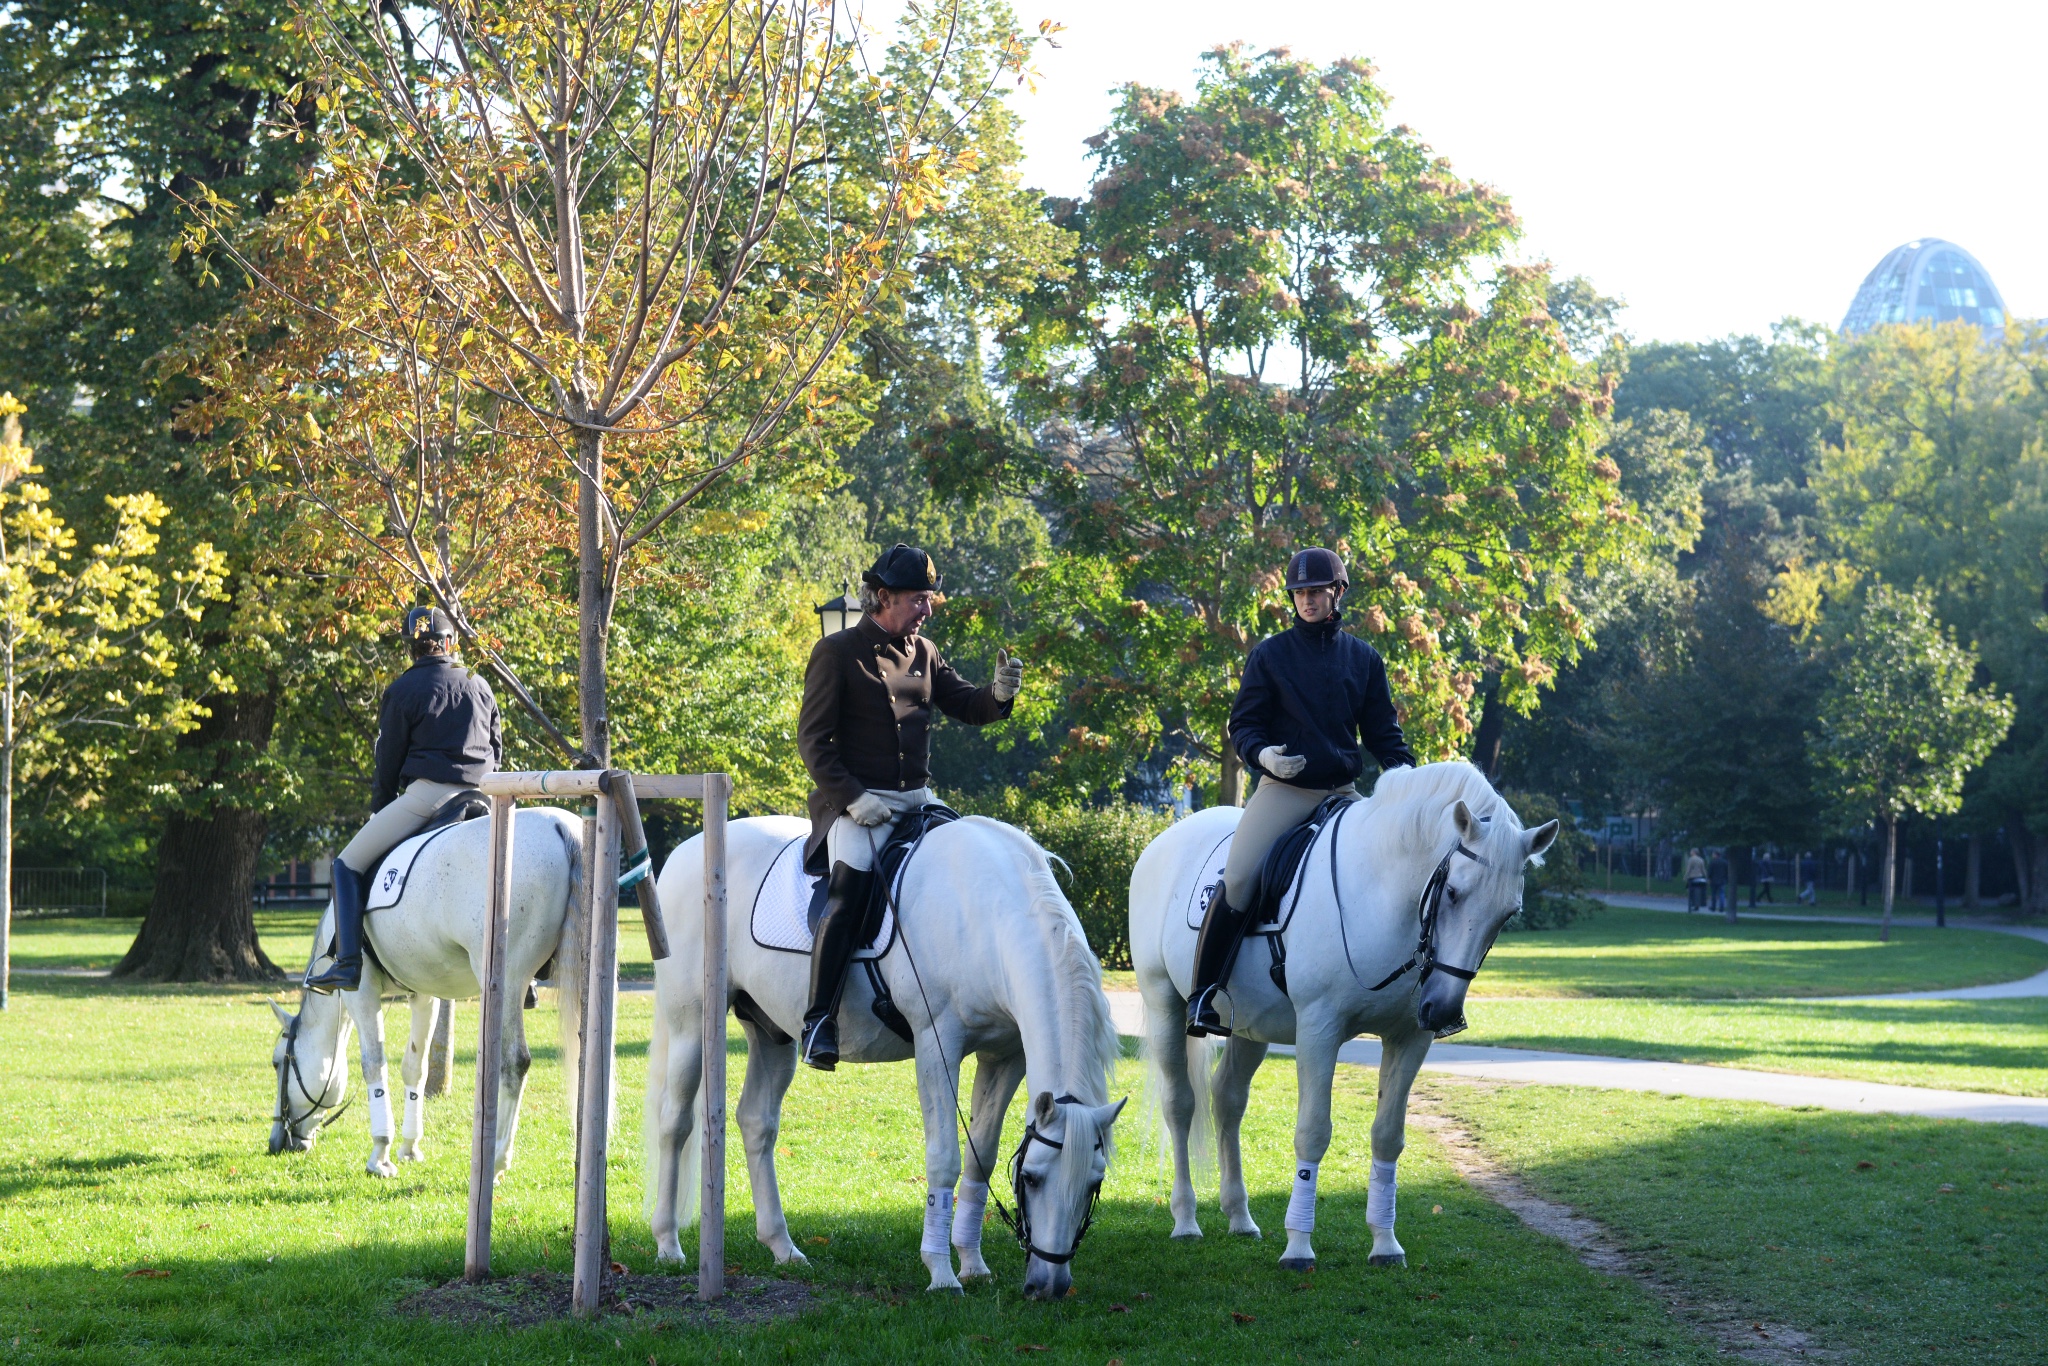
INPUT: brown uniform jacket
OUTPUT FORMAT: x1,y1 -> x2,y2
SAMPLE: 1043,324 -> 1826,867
797,616 -> 1012,873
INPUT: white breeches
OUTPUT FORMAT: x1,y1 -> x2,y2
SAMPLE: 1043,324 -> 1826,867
826,787 -> 934,871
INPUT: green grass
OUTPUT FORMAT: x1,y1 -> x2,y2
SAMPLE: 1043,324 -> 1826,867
0,976 -> 1723,1364
1476,907 -> 2046,999
1425,1078 -> 2048,1364
1459,996 -> 2048,1097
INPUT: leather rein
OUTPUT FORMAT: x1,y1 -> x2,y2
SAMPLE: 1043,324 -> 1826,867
1306,797 -> 1495,993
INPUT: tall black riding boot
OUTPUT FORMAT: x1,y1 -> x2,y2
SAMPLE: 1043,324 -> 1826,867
800,862 -> 875,1071
1186,884 -> 1253,1038
304,861 -> 368,995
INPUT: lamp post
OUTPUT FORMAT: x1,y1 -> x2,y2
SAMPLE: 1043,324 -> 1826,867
814,590 -> 862,638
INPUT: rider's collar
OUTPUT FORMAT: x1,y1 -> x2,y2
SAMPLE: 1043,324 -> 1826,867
1292,610 -> 1344,639
858,614 -> 916,647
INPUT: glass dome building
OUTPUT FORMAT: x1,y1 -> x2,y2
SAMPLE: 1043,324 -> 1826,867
1841,239 -> 2007,335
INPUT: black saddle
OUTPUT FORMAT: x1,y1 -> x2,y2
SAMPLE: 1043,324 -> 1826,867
421,788 -> 492,833
1242,792 -> 1357,997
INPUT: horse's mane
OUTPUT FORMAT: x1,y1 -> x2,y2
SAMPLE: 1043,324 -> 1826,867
1363,761 -> 1522,856
959,816 -> 1120,1111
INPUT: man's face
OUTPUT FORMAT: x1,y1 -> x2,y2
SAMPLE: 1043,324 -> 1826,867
1292,584 -> 1342,623
872,588 -> 937,637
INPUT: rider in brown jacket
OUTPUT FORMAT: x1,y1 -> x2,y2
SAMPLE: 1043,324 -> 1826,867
794,544 -> 1022,1069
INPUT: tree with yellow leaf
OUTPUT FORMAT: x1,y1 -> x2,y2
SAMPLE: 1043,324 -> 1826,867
0,397 -> 229,1009
174,0 -> 1051,770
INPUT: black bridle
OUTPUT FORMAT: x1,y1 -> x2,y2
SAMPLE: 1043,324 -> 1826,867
1367,840 -> 1494,992
272,1011 -> 350,1139
991,1093 -> 1103,1267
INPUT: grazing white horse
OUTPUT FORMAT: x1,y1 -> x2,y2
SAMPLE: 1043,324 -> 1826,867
1131,762 -> 1556,1270
646,814 -> 1125,1299
266,808 -> 588,1177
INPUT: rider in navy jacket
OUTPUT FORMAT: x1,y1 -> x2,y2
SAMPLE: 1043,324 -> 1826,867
1187,549 -> 1416,1037
1228,614 -> 1415,787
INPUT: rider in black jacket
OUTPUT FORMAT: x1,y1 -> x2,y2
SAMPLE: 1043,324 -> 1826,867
304,607 -> 503,994
1187,548 -> 1416,1036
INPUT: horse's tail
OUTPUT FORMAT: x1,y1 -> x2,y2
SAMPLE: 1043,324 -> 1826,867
1138,1007 -> 1220,1186
551,814 -> 589,1129
641,985 -> 705,1234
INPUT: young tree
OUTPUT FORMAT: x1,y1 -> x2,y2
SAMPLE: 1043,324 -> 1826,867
184,0 -> 1042,769
1813,584 -> 2011,939
0,398 -> 228,1007
964,47 -> 1637,798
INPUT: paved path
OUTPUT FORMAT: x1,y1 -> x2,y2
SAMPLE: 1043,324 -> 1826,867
1592,892 -> 2048,1001
1102,991 -> 2048,1127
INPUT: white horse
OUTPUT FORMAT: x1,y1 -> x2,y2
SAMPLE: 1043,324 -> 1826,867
646,814 -> 1125,1299
266,808 -> 588,1178
1131,762 -> 1556,1270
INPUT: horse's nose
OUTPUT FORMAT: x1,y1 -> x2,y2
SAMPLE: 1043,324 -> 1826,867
1416,978 -> 1470,1036
1022,1258 -> 1070,1301
268,1121 -> 287,1155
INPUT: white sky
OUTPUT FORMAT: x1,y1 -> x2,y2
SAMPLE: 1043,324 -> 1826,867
978,0 -> 2046,344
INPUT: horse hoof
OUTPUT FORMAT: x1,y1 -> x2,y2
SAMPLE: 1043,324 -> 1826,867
927,1282 -> 965,1295
1367,1253 -> 1407,1268
1170,1229 -> 1203,1241
1230,1227 -> 1263,1239
367,1161 -> 398,1178
1278,1257 -> 1315,1272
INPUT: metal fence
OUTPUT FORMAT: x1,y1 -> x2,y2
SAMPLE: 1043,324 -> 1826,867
12,867 -> 108,917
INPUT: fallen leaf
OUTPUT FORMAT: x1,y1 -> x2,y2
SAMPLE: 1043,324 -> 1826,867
1856,1160 -> 1876,1170
1231,1311 -> 1255,1324
1431,1204 -> 1443,1215
1136,1292 -> 1152,1301
125,1269 -> 171,1279
1937,1184 -> 1957,1194
1016,1346 -> 1048,1354
611,1261 -> 629,1275
807,1236 -> 830,1246
195,1223 -> 211,1230
1109,1304 -> 1129,1313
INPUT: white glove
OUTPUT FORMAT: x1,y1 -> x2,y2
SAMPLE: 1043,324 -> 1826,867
991,647 -> 1024,702
1259,746 -> 1307,780
846,791 -> 893,826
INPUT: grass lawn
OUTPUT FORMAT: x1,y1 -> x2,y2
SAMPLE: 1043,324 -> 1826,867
0,975 -> 1721,1365
1459,996 -> 2048,1097
1475,908 -> 2048,999
1425,1078 -> 2048,1365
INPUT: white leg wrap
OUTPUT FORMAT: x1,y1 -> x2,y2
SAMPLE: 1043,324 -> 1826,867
368,1082 -> 392,1140
921,1187 -> 955,1257
1284,1161 -> 1319,1232
953,1180 -> 989,1246
1367,1158 -> 1397,1228
403,1086 -> 423,1138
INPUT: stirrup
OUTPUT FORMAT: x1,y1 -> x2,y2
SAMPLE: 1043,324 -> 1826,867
1185,986 -> 1229,1039
800,1015 -> 839,1071
304,956 -> 361,996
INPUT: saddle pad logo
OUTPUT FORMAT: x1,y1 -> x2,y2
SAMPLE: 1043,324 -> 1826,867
1185,831 -> 1234,929
382,868 -> 400,893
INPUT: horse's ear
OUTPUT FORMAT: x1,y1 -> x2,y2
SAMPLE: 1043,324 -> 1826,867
1524,820 -> 1560,862
1096,1096 -> 1129,1129
1034,1091 -> 1058,1126
1452,800 -> 1483,845
269,1000 -> 293,1028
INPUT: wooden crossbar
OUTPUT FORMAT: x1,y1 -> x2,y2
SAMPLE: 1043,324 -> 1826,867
461,769 -> 730,1312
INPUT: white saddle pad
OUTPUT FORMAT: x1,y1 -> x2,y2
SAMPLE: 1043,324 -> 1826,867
750,836 -> 896,957
364,824 -> 461,911
1180,827 -> 1310,933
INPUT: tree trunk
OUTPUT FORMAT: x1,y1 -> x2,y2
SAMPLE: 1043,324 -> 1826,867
1965,831 -> 1981,908
1879,816 -> 1897,942
577,425 -> 610,767
0,742 -> 12,1012
1218,743 -> 1243,807
114,692 -> 282,982
1469,677 -> 1505,779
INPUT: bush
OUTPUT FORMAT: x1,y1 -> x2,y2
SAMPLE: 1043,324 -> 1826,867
1498,789 -> 1599,933
951,789 -> 1173,969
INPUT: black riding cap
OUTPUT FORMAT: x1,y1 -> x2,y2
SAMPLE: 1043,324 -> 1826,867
405,606 -> 456,642
1285,547 -> 1348,591
862,543 -> 943,593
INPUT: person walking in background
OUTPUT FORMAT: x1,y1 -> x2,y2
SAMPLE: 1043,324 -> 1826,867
1756,847 -> 1776,904
1684,847 -> 1708,913
1708,850 -> 1731,913
1799,850 -> 1818,904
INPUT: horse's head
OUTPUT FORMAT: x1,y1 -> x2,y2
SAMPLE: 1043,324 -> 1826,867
266,996 -> 351,1154
1415,796 -> 1558,1037
1007,1091 -> 1126,1300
